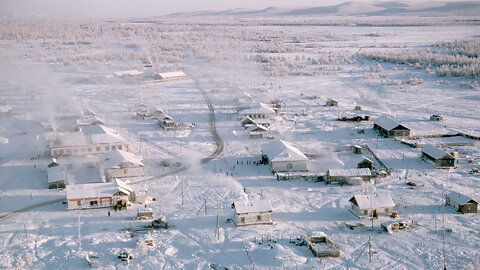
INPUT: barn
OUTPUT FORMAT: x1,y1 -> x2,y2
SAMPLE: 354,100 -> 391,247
238,102 -> 276,120
421,144 -> 455,168
446,191 -> 478,214
66,179 -> 134,210
232,200 -> 273,226
153,71 -> 187,81
262,139 -> 309,173
326,168 -> 372,184
373,116 -> 410,137
349,193 -> 395,218
101,149 -> 144,180
49,125 -> 128,157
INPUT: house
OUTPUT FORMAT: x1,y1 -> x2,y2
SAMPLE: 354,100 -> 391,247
262,139 -> 309,173
357,157 -> 373,170
446,191 -> 478,214
83,109 -> 97,118
157,113 -> 175,129
430,115 -> 443,121
326,168 -> 372,184
150,107 -> 164,117
421,144 -> 455,168
325,98 -> 338,107
232,200 -> 273,226
353,145 -> 362,154
238,102 -> 276,120
76,116 -> 105,130
49,125 -> 128,157
153,71 -> 187,81
248,124 -> 268,139
349,193 -> 395,218
240,116 -> 255,128
373,115 -> 410,137
101,149 -> 144,180
66,179 -> 134,210
131,104 -> 149,119
47,159 -> 67,189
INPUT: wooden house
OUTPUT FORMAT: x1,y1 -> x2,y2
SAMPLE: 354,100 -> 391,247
157,113 -> 175,130
66,179 -> 133,210
373,116 -> 410,137
248,124 -> 268,139
153,71 -> 187,81
446,191 -> 478,214
262,139 -> 309,173
240,116 -> 255,128
421,144 -> 455,168
357,157 -> 373,170
101,149 -> 144,180
232,200 -> 273,226
326,168 -> 371,184
349,193 -> 395,218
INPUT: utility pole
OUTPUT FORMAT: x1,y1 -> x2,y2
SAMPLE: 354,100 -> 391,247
24,224 -> 28,245
78,216 -> 82,253
181,183 -> 184,206
442,188 -> 447,270
215,201 -> 220,240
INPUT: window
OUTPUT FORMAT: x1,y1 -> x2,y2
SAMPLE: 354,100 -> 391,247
257,215 -> 261,221
90,200 -> 98,207
117,145 -> 122,150
59,149 -> 64,155
363,210 -> 368,215
53,150 -> 57,156
77,201 -> 81,206
81,148 -> 85,153
96,146 -> 101,152
240,217 -> 245,223
111,145 -> 116,150
87,148 -> 92,152
287,163 -> 293,169
105,146 -> 109,151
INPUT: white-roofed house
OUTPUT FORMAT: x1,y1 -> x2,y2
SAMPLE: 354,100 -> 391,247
421,144 -> 455,168
49,124 -> 128,157
153,71 -> 187,81
238,102 -> 276,120
446,191 -> 478,214
248,124 -> 268,139
101,149 -> 144,180
326,168 -> 372,185
261,139 -> 309,173
373,115 -> 410,137
349,193 -> 395,218
157,113 -> 175,130
76,116 -> 105,130
47,159 -> 67,189
66,179 -> 133,210
232,200 -> 273,226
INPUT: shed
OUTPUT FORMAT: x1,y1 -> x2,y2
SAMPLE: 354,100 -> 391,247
421,144 -> 455,168
153,71 -> 187,81
373,116 -> 410,137
47,165 -> 67,189
349,193 -> 395,218
232,200 -> 273,226
326,168 -> 371,184
357,157 -> 373,170
430,115 -> 443,121
325,98 -> 338,107
66,179 -> 133,210
262,139 -> 309,173
101,149 -> 144,179
446,191 -> 478,214
248,124 -> 268,139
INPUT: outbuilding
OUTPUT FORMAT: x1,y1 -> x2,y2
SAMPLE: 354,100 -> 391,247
240,116 -> 255,128
446,191 -> 478,214
373,115 -> 410,137
157,113 -> 175,130
326,168 -> 372,184
248,124 -> 268,139
47,159 -> 67,189
153,71 -> 187,81
357,157 -> 373,170
262,139 -> 309,173
421,144 -> 455,168
232,200 -> 273,226
66,179 -> 134,210
349,193 -> 395,218
101,149 -> 144,180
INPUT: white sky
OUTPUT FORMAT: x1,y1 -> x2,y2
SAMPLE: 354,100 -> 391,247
0,0 -> 464,18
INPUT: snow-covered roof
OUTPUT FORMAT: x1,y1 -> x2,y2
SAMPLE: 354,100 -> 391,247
76,116 -> 105,127
50,126 -> 125,148
113,70 -> 143,77
158,113 -> 173,120
447,191 -> 478,205
373,115 -> 409,131
240,102 -> 275,115
66,181 -> 128,200
240,116 -> 255,125
47,166 -> 65,183
262,139 -> 309,162
234,200 -> 272,214
248,124 -> 268,132
156,71 -> 186,79
83,109 -> 97,117
349,193 -> 395,210
421,144 -> 453,160
328,168 -> 371,177
102,149 -> 144,169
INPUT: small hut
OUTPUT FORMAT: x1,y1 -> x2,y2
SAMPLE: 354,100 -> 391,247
357,157 -> 373,170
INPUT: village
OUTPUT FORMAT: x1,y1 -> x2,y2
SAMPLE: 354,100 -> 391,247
0,12 -> 480,270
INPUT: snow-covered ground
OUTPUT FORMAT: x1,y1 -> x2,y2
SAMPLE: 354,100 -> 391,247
0,15 -> 479,269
